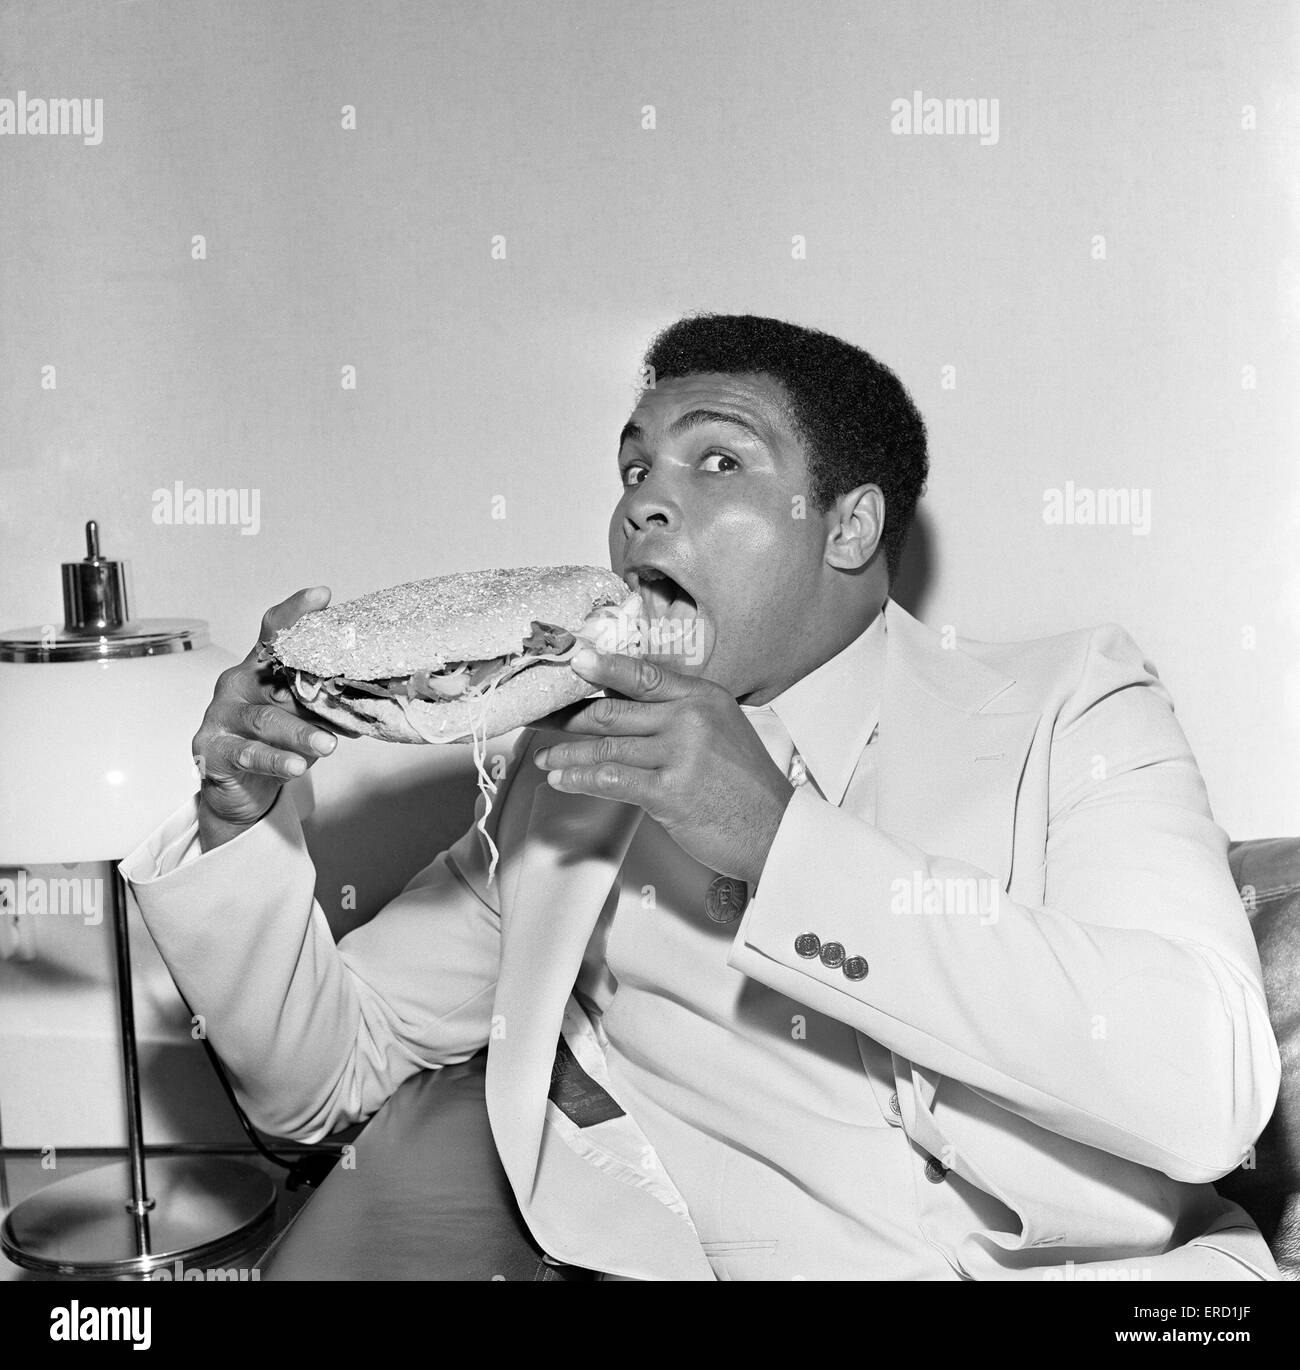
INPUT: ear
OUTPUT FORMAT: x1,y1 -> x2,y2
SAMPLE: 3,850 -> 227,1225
823,483 -> 884,571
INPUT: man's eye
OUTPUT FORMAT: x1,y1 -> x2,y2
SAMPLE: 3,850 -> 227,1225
621,464 -> 647,487
701,451 -> 741,473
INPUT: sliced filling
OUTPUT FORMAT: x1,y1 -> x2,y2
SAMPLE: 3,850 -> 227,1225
291,620 -> 578,705
276,591 -> 643,710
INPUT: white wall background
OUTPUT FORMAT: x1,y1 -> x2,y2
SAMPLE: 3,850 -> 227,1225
2,0 -> 1297,930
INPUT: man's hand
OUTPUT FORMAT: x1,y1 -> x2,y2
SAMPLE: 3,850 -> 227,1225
533,647 -> 795,884
192,586 -> 341,852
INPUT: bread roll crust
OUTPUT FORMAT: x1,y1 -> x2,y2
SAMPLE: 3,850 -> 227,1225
271,565 -> 629,679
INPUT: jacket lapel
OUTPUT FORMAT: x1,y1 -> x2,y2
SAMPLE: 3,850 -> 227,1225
485,780 -> 642,1200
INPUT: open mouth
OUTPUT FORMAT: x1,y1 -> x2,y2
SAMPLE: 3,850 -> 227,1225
623,563 -> 710,668
626,565 -> 699,622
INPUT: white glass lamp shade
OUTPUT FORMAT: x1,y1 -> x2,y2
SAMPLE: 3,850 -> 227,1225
0,645 -> 240,864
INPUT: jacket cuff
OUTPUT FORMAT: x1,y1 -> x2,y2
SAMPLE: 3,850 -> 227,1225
729,784 -> 890,1004
727,784 -> 994,1037
118,788 -> 302,906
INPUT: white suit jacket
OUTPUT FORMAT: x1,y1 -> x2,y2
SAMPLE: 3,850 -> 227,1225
121,600 -> 1281,1280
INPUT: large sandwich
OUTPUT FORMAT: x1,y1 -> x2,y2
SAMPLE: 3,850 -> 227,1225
262,564 -> 643,748
262,565 -> 643,885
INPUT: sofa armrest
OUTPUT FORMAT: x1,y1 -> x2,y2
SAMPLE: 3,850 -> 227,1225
1217,837 -> 1300,1276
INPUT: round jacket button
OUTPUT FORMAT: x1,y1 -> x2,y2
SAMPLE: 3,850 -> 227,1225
794,933 -> 821,959
704,875 -> 749,923
924,1156 -> 948,1183
888,1092 -> 901,1118
819,941 -> 846,969
842,955 -> 869,981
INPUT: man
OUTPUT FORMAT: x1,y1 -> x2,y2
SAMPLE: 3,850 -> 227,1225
122,313 -> 1280,1280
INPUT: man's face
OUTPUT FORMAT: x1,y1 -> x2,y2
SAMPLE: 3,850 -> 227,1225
608,371 -> 831,700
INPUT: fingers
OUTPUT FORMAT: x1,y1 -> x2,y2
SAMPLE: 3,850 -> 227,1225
205,719 -> 329,783
251,586 -> 332,659
257,674 -> 339,727
217,652 -> 327,722
238,700 -> 338,761
568,646 -> 698,703
534,734 -> 664,772
544,760 -> 660,807
194,590 -> 340,815
237,738 -> 309,780
240,671 -> 295,706
532,693 -> 661,736
204,731 -> 308,782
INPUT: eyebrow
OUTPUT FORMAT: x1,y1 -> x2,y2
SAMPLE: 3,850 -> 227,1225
617,408 -> 771,455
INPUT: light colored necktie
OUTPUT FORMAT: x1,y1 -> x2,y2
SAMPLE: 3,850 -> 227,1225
742,705 -> 806,787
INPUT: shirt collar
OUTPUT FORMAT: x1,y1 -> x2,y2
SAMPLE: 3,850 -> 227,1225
741,601 -> 888,806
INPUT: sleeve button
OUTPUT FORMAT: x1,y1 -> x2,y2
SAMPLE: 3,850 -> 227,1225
819,941 -> 846,969
842,955 -> 869,980
794,933 -> 821,958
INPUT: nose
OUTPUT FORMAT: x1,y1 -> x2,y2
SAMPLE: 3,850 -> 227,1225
618,470 -> 680,542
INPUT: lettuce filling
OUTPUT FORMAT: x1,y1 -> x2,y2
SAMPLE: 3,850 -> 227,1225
280,619 -> 579,705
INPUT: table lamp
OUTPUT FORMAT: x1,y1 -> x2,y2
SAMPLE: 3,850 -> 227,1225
0,520 -> 278,1276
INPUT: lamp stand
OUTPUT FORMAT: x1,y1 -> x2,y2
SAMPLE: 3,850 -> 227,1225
1,866 -> 276,1277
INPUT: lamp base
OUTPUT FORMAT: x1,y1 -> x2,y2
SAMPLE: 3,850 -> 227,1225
1,1156 -> 277,1277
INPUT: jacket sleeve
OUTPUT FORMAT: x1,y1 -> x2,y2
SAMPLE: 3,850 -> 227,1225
119,730 -> 534,1143
726,625 -> 1280,1185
